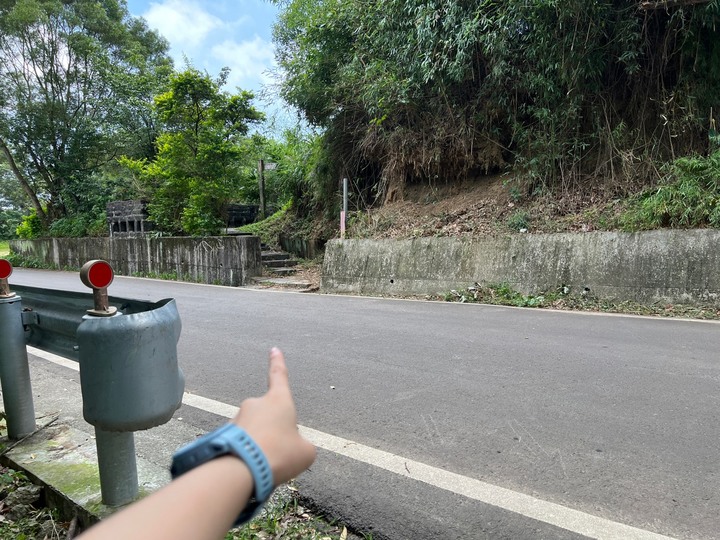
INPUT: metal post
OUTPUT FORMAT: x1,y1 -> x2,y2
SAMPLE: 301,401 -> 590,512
79,259 -> 139,506
258,159 -> 266,220
0,295 -> 36,439
94,428 -> 138,506
341,177 -> 348,240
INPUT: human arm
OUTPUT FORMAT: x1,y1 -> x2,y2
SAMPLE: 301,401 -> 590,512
79,347 -> 317,540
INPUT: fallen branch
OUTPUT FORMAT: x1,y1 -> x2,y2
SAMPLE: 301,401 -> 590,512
0,415 -> 60,458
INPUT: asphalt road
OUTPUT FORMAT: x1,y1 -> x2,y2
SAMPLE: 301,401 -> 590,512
8,268 -> 720,539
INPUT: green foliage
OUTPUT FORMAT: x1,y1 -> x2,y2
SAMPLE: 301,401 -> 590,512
0,240 -> 8,256
238,202 -> 293,247
122,68 -> 263,236
507,210 -> 530,231
0,208 -> 22,239
273,0 -> 720,208
3,251 -> 56,269
130,270 -> 189,281
0,466 -> 69,539
0,467 -> 27,489
237,129 -> 323,214
441,282 -> 720,320
48,214 -> 107,238
444,283 -> 555,307
225,494 -> 359,540
0,0 -> 172,229
621,150 -> 720,230
15,211 -> 44,239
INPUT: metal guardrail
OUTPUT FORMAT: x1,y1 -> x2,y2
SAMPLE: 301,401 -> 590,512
12,284 -> 165,361
0,260 -> 184,506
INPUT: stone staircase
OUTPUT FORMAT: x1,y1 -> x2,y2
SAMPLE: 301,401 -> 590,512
249,246 -> 316,291
261,247 -> 299,276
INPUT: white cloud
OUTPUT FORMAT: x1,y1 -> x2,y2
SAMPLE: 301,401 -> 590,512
211,36 -> 277,90
143,0 -> 223,51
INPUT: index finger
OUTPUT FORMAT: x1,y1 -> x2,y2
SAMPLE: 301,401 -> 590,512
268,347 -> 291,394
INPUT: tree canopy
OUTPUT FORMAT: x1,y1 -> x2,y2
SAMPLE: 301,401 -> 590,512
273,0 -> 720,205
0,0 -> 172,230
121,68 -> 264,235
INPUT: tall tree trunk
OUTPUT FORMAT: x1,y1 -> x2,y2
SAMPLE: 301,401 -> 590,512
0,136 -> 49,227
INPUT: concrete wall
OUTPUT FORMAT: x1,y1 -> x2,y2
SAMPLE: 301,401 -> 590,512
9,236 -> 262,287
279,234 -> 325,260
322,230 -> 720,305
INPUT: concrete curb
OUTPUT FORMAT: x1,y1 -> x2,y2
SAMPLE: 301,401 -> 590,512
0,413 -> 171,530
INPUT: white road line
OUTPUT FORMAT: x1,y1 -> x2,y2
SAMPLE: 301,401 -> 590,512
29,347 -> 676,540
29,347 -> 79,371
298,426 -> 675,540
182,392 -> 238,418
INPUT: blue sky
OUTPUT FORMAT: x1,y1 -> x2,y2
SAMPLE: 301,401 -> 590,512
125,0 -> 285,121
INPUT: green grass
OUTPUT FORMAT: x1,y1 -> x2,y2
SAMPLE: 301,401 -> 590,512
238,202 -> 292,247
0,240 -> 9,257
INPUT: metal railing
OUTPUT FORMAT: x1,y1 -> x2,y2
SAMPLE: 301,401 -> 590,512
0,259 -> 184,506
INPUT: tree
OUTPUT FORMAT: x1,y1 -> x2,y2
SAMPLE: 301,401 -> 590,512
0,0 -> 172,231
122,68 -> 264,235
0,164 -> 25,238
234,130 -> 319,212
273,0 -> 720,206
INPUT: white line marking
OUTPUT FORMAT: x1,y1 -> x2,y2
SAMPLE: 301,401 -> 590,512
28,347 -> 79,371
298,426 -> 674,540
182,392 -> 238,418
29,347 -> 676,540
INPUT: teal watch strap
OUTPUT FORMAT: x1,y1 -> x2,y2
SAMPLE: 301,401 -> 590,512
214,423 -> 274,524
171,423 -> 274,526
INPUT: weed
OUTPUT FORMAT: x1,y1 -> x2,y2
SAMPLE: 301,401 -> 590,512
506,210 -> 530,231
3,253 -> 57,270
0,241 -> 9,257
225,494 -> 358,540
130,271 -> 179,281
620,150 -> 720,231
238,202 -> 292,247
0,466 -> 69,539
441,283 -> 720,320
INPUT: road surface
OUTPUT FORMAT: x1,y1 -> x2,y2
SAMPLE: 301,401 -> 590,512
9,268 -> 720,539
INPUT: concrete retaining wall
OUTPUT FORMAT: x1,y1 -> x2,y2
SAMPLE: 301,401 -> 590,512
9,236 -> 262,287
322,230 -> 720,305
279,234 -> 325,260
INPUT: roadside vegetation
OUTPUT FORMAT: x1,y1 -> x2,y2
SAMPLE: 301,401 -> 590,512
0,462 -> 363,540
439,283 -> 720,321
225,495 -> 364,540
272,0 -> 720,222
2,1 -> 718,249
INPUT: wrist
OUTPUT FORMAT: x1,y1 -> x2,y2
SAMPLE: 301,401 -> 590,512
171,423 -> 275,526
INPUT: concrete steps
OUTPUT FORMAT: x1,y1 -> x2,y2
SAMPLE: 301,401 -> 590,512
253,246 -> 318,291
261,248 -> 299,276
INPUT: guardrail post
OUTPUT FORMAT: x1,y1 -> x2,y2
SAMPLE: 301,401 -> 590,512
79,260 -> 137,505
94,429 -> 138,506
0,259 -> 36,439
3,259 -> 183,507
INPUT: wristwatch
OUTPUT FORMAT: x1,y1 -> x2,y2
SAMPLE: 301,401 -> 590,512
170,423 -> 274,526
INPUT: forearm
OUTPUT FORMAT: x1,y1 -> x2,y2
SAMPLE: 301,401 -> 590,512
78,348 -> 316,540
80,456 -> 253,540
